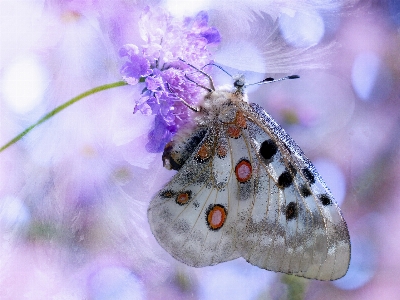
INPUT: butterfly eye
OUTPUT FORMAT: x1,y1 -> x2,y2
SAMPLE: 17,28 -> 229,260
233,78 -> 245,88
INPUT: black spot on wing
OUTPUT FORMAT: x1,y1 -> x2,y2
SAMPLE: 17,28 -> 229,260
302,168 -> 315,184
278,170 -> 293,189
288,163 -> 297,176
300,184 -> 312,197
318,194 -> 332,206
285,202 -> 298,221
160,190 -> 175,198
259,139 -> 278,160
249,102 -> 315,169
185,128 -> 208,154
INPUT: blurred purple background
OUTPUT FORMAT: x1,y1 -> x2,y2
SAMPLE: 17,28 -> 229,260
1,0 -> 399,299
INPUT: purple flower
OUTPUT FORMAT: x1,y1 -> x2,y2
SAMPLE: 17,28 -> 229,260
190,11 -> 221,44
200,27 -> 221,44
119,6 -> 221,153
119,45 -> 152,85
146,115 -> 175,153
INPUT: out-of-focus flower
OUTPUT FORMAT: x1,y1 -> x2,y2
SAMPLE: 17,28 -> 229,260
119,6 -> 221,152
87,264 -> 145,300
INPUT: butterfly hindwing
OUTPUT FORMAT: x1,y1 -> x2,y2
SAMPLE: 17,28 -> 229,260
148,126 -> 240,267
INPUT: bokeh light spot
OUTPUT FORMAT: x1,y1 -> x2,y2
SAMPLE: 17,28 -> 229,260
334,214 -> 378,290
164,0 -> 211,17
198,260 -> 274,300
279,10 -> 325,48
2,55 -> 49,114
334,235 -> 376,290
351,51 -> 392,102
352,52 -> 380,101
88,266 -> 145,300
0,195 -> 30,231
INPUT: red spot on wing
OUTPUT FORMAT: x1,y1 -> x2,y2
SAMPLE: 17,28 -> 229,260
226,111 -> 247,138
235,159 -> 252,183
227,125 -> 241,138
206,204 -> 227,230
196,142 -> 212,161
217,144 -> 227,158
176,191 -> 191,205
235,110 -> 247,129
161,190 -> 175,198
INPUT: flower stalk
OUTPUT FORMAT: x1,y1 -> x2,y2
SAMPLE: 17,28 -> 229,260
0,80 -> 128,153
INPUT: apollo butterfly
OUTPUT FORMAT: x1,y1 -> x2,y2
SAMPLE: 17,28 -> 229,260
147,61 -> 350,280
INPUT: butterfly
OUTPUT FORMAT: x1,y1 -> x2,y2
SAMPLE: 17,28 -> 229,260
147,62 -> 350,280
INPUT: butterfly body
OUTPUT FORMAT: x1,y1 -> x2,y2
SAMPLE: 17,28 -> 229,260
148,82 -> 350,280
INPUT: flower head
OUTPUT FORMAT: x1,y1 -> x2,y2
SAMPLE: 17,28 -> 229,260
120,6 -> 221,152
119,45 -> 152,85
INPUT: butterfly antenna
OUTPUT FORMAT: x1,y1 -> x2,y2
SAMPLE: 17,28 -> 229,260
246,75 -> 300,87
201,63 -> 233,78
179,58 -> 215,91
200,64 -> 247,91
184,74 -> 213,93
165,82 -> 201,113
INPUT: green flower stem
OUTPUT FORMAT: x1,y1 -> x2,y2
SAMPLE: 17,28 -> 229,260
281,274 -> 308,300
0,80 -> 128,153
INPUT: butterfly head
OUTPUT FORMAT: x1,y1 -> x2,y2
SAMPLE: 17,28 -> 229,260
231,75 -> 246,96
233,75 -> 245,89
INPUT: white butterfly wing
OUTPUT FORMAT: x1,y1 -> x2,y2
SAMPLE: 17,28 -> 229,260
148,130 -> 241,267
148,99 -> 350,281
234,102 -> 350,280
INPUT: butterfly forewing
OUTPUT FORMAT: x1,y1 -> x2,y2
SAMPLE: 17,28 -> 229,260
233,116 -> 312,276
148,88 -> 350,281
240,103 -> 350,280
